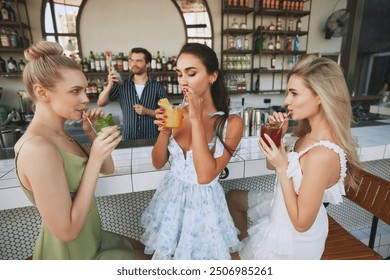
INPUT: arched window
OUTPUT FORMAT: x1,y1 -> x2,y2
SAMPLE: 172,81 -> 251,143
172,0 -> 213,48
41,0 -> 213,56
41,0 -> 84,57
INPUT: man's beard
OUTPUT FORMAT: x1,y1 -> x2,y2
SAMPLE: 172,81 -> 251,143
132,68 -> 147,75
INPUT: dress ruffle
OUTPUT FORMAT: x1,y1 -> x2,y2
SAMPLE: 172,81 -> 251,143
141,176 -> 243,259
240,217 -> 294,259
287,140 -> 347,205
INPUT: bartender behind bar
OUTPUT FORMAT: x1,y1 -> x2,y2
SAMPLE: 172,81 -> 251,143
97,48 -> 167,139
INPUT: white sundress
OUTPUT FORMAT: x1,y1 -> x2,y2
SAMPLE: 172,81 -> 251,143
239,140 -> 347,260
141,116 -> 243,260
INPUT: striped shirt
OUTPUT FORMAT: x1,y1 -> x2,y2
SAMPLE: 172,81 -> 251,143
109,75 -> 167,139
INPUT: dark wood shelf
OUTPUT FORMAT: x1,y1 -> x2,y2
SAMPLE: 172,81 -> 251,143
222,49 -> 252,55
0,20 -> 29,29
223,28 -> 253,35
0,47 -> 26,53
223,6 -> 254,15
255,8 -> 310,18
254,30 -> 309,37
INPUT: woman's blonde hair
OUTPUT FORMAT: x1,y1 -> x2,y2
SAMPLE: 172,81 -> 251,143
287,55 -> 362,189
23,41 -> 81,101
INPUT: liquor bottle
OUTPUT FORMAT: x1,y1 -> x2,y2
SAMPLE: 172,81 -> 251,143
244,36 -> 249,50
90,78 -> 98,99
167,57 -> 173,71
255,74 -> 260,92
268,21 -> 276,31
270,57 -> 275,69
235,35 -> 243,50
287,17 -> 293,31
17,59 -> 25,72
88,51 -> 96,72
82,58 -> 90,73
1,1 -> 10,21
6,2 -> 16,22
254,36 -> 262,52
228,35 -> 234,49
156,51 -> 162,70
7,56 -> 17,73
296,17 -> 302,32
275,35 -> 281,50
240,18 -> 247,29
299,0 -> 304,11
276,18 -> 282,31
167,76 -> 173,95
150,51 -> 157,71
162,52 -> 167,71
0,56 -> 6,73
94,52 -> 101,72
231,18 -> 239,29
293,34 -> 300,51
267,38 -> 275,50
285,36 -> 292,52
96,78 -> 104,94
99,52 -> 106,72
85,78 -> 92,99
105,51 -> 112,69
0,27 -> 11,48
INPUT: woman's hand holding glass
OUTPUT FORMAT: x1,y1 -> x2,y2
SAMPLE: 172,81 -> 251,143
82,107 -> 104,137
154,108 -> 172,136
89,125 -> 121,165
258,111 -> 289,173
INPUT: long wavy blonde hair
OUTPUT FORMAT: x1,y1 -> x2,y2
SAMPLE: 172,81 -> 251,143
287,55 -> 362,189
23,41 -> 81,101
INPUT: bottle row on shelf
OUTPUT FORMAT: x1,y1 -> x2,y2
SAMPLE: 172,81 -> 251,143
0,55 -> 25,73
77,50 -> 178,74
223,55 -> 252,71
0,0 -> 17,22
224,0 -> 306,11
86,74 -> 184,101
0,27 -> 30,49
258,0 -> 305,11
226,33 -> 301,53
225,0 -> 251,8
254,34 -> 300,52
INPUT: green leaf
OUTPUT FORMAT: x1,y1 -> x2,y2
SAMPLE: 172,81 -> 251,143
96,113 -> 115,132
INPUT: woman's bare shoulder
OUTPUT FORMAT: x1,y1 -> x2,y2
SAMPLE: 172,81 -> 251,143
15,133 -> 59,159
227,114 -> 244,127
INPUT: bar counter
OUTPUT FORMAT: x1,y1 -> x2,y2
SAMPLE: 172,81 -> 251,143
1,120 -> 389,211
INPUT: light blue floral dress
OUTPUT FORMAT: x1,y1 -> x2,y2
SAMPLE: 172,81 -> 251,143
141,115 -> 243,260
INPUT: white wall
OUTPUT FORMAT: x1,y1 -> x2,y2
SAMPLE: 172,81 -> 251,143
1,0 -> 346,112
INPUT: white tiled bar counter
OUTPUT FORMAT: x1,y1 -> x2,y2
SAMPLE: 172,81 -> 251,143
1,123 -> 390,211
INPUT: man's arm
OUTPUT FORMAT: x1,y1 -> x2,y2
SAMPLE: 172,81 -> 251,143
97,69 -> 118,106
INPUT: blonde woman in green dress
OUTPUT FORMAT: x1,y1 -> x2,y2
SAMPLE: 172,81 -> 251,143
14,41 -> 148,260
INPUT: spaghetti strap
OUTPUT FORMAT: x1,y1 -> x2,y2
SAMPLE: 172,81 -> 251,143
14,136 -> 39,176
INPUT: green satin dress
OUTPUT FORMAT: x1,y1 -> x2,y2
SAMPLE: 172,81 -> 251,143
16,145 -> 135,260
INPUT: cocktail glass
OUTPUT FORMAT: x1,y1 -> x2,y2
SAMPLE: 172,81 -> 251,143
260,123 -> 282,148
164,106 -> 184,128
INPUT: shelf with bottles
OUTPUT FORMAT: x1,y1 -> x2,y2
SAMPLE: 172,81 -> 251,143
223,0 -> 253,14
83,70 -> 177,79
0,0 -> 32,52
